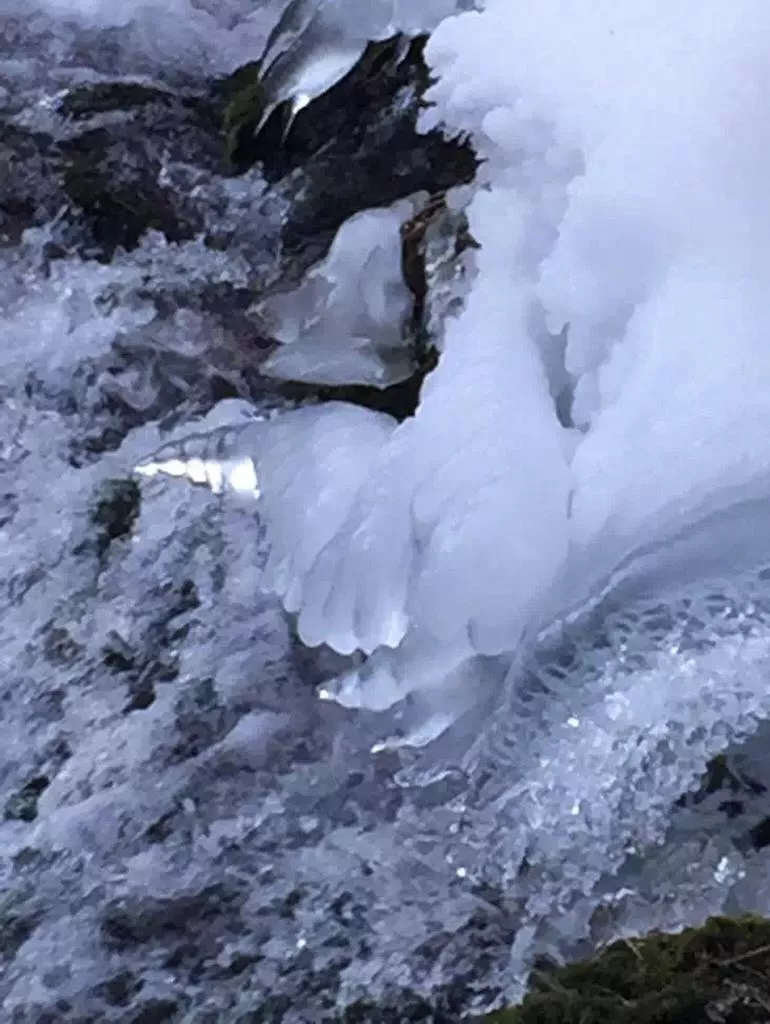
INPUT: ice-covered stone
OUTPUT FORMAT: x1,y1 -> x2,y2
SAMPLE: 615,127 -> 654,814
254,197 -> 421,389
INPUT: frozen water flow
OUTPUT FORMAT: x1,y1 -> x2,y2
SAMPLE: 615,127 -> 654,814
240,0 -> 770,727
5,0 -> 770,1017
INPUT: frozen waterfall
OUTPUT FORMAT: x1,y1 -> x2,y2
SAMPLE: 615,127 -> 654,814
5,0 -> 770,1018
211,1 -> 770,745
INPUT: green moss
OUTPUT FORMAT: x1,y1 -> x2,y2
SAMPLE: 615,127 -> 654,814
218,61 -> 267,169
486,915 -> 770,1024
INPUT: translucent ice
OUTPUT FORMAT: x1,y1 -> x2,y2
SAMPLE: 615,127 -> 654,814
254,198 -> 421,389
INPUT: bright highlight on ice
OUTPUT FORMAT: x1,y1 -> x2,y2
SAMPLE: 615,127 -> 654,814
135,454 -> 260,497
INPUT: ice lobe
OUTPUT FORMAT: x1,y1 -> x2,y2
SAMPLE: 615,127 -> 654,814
253,178 -> 571,672
252,402 -> 399,640
424,0 -> 770,559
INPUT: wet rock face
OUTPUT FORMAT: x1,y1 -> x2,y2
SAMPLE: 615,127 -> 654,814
223,33 -> 477,267
57,86 -> 224,259
1,34 -> 475,276
1,84 -> 221,256
0,83 -> 219,259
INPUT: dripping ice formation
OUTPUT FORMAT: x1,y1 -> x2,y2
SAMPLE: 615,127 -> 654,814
146,0 -> 770,746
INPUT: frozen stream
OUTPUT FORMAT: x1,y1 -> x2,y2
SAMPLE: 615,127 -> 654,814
3,2 -> 770,1022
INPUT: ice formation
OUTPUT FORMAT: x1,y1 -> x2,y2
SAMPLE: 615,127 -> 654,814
232,0 -> 770,737
253,197 -> 421,388
242,0 -> 482,167
6,0 -> 770,1017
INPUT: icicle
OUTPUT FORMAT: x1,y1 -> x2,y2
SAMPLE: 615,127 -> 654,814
133,423 -> 263,498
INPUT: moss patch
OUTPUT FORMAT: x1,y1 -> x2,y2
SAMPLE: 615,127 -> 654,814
218,60 -> 266,169
486,915 -> 770,1024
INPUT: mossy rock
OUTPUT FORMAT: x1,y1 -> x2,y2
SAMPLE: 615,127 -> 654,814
219,33 -> 477,186
486,915 -> 770,1024
217,60 -> 266,169
57,82 -> 171,120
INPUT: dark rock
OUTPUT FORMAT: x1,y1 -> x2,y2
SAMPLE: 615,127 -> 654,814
89,477 -> 142,556
57,84 -> 224,259
58,82 -> 174,121
677,753 -> 770,853
0,82 -> 228,259
0,123 -> 62,245
224,34 -> 477,272
128,999 -> 180,1024
268,372 -> 434,423
60,126 -> 199,256
4,775 -> 50,823
93,969 -> 142,1008
0,894 -> 43,960
100,883 -> 245,956
218,59 -> 265,167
